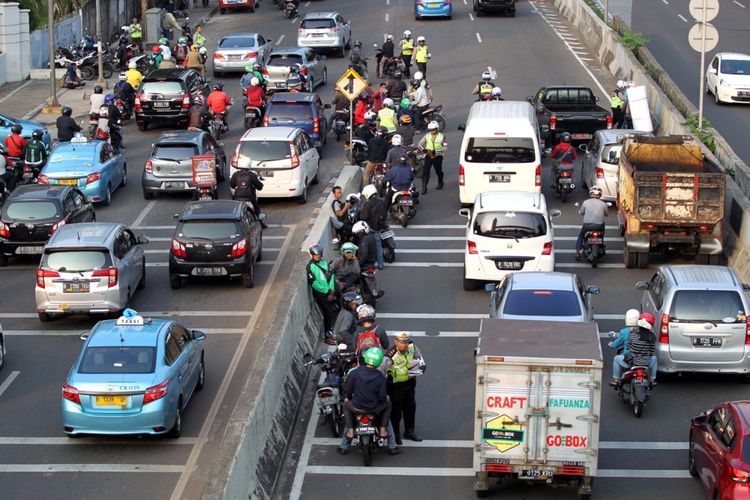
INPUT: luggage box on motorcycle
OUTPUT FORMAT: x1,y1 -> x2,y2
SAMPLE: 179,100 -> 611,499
191,154 -> 217,188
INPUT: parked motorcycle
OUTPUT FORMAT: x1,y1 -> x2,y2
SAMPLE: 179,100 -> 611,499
552,161 -> 575,203
303,345 -> 357,438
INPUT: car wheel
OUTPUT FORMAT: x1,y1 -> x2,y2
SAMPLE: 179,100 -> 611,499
121,163 -> 127,187
101,184 -> 112,206
167,399 -> 182,438
137,121 -> 148,132
169,273 -> 182,289
0,255 -> 7,267
143,190 -> 155,200
297,182 -> 308,204
705,78 -> 711,95
715,87 -> 721,105
196,355 -> 205,390
38,311 -> 51,322
0,337 -> 5,369
688,431 -> 699,477
322,68 -> 328,84
257,238 -> 263,262
137,259 -> 146,290
242,264 -> 255,288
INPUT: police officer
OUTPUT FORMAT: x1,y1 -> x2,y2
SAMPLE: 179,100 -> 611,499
417,121 -> 446,194
414,36 -> 430,77
610,87 -> 625,129
384,332 -> 425,444
399,30 -> 414,77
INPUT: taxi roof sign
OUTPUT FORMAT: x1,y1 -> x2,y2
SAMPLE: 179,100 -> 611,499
335,68 -> 368,101
116,308 -> 145,326
70,133 -> 88,144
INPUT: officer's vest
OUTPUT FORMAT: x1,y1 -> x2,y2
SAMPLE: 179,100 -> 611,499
388,345 -> 416,383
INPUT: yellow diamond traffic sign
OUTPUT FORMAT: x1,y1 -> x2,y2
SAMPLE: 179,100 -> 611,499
335,68 -> 368,101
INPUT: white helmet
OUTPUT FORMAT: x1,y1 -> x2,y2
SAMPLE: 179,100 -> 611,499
417,36 -> 426,42
237,156 -> 253,170
491,86 -> 502,96
616,79 -> 626,91
383,98 -> 394,108
361,184 -> 378,200
391,134 -> 402,146
386,34 -> 393,40
250,77 -> 260,86
413,71 -> 423,81
364,110 -> 377,121
128,61 -> 137,69
625,309 -> 640,328
589,186 -> 602,198
427,121 -> 439,131
352,220 -> 370,233
403,30 -> 412,38
198,46 -> 207,55
481,70 -> 492,81
346,192 -> 360,203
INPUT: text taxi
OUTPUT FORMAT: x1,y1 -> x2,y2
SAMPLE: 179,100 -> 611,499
61,309 -> 206,438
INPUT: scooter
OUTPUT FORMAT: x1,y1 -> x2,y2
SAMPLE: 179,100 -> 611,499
332,110 -> 349,142
352,412 -> 388,466
380,225 -> 397,263
210,110 -> 229,140
553,161 -> 575,203
371,163 -> 387,198
607,331 -> 652,418
244,105 -> 263,130
581,228 -> 605,268
388,184 -> 418,228
303,345 -> 357,438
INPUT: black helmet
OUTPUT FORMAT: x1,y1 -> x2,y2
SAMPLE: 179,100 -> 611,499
10,124 -> 22,134
410,79 -> 419,88
377,126 -> 387,136
560,132 -> 571,143
342,291 -> 364,309
213,83 -> 224,91
393,70 -> 402,79
94,85 -> 103,94
354,40 -> 362,48
31,130 -> 43,140
308,244 -> 323,257
62,106 -> 73,116
398,155 -> 408,164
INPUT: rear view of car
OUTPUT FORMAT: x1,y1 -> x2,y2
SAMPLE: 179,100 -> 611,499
265,93 -> 328,149
415,0 -> 453,19
213,33 -> 270,76
296,12 -> 351,56
265,51 -> 304,92
219,0 -> 257,14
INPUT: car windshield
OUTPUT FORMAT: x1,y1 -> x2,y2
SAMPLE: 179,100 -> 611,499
670,290 -> 746,323
268,54 -> 303,67
267,103 -> 314,121
238,140 -> 292,162
4,201 -> 59,220
721,59 -> 750,75
177,221 -> 240,240
503,290 -> 582,317
153,144 -> 198,160
78,346 -> 156,374
141,81 -> 183,95
44,250 -> 111,271
219,36 -> 256,48
464,137 -> 536,163
473,211 -> 547,238
301,18 -> 335,29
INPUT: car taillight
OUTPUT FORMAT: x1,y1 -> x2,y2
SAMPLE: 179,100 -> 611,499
745,315 -> 750,345
549,115 -> 557,130
659,313 -> 669,344
606,114 -> 613,129
596,167 -> 605,179
134,96 -> 142,111
542,242 -> 552,255
318,388 -> 333,398
0,222 -> 9,238
51,218 -> 66,234
36,269 -> 59,288
86,172 -> 102,185
357,415 -> 371,424
561,170 -> 571,177
145,160 -> 153,174
459,164 -> 465,186
38,174 -> 48,184
290,141 -> 300,168
535,164 -> 541,187
92,267 -> 118,287
213,53 -> 225,60
313,115 -> 319,135
698,225 -> 711,232
467,240 -> 477,255
244,52 -> 258,59
263,114 -> 269,127
733,466 -> 750,483
232,238 -> 247,258
181,93 -> 190,109
62,384 -> 81,405
171,238 -> 187,258
143,380 -> 168,405
262,67 -> 269,76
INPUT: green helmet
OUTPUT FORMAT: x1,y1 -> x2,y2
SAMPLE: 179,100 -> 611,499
341,242 -> 358,255
178,36 -> 188,44
363,347 -> 384,368
400,97 -> 411,109
244,64 -> 254,73
158,37 -> 168,45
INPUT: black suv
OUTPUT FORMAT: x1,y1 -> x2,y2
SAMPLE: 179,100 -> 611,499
135,68 -> 210,131
169,200 -> 263,289
0,185 -> 95,266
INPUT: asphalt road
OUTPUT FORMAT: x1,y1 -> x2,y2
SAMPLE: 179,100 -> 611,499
0,3 -> 367,498
631,0 -> 750,163
274,0 -> 742,499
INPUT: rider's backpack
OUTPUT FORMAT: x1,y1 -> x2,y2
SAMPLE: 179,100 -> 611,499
234,170 -> 254,199
355,326 -> 382,353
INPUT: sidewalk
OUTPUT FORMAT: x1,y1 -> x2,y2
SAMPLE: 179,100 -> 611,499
0,2 -> 218,138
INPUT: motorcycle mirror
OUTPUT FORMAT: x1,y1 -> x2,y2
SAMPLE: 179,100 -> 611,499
578,143 -> 588,152
549,209 -> 562,218
136,236 -> 150,245
608,330 -> 617,338
218,143 -> 225,148
302,353 -> 313,364
338,343 -> 348,351
458,208 -> 470,219
635,281 -> 649,290
586,286 -> 600,295
457,124 -> 465,131
173,213 -> 180,221
258,213 -> 267,221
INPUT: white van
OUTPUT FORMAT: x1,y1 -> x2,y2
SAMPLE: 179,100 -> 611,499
457,101 -> 542,205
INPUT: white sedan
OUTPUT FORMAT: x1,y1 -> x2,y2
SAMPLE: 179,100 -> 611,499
706,52 -> 750,105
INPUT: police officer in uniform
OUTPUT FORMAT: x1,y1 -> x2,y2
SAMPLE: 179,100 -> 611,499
384,332 -> 425,445
417,121 -> 446,194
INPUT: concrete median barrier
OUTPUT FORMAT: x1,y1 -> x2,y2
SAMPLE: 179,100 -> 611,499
204,165 -> 362,499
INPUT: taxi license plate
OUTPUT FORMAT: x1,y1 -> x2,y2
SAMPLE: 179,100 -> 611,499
63,282 -> 90,293
95,395 -> 127,406
153,102 -> 169,108
489,174 -> 511,183
356,426 -> 376,435
16,246 -> 44,255
518,469 -> 554,479
58,179 -> 78,185
193,267 -> 226,276
693,337 -> 722,348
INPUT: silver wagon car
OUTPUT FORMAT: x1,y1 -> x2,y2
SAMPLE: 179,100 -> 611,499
35,223 -> 148,322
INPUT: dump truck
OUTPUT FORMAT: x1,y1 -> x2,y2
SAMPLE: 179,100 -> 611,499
617,135 -> 726,269
473,319 -> 602,499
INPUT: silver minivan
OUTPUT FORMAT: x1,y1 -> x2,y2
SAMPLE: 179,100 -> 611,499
637,265 -> 750,375
35,223 -> 148,322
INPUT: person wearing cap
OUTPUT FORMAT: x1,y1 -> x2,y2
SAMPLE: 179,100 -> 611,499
383,332 -> 425,444
306,244 -> 337,340
331,242 -> 361,292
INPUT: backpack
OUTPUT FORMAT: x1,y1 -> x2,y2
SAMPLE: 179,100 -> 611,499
356,326 -> 382,353
234,170 -> 255,199
371,198 -> 388,230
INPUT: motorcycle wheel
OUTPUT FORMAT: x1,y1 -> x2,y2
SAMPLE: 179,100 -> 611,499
101,65 -> 113,79
360,435 -> 372,466
383,244 -> 396,263
244,118 -> 251,129
79,66 -> 96,80
590,245 -> 599,269
336,127 -> 343,142
327,406 -> 343,438
560,187 -> 567,203
633,401 -> 643,418
400,208 -> 409,228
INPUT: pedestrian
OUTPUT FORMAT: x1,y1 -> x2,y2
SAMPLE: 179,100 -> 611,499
417,121 -> 446,194
161,8 -> 182,41
184,44 -> 205,77
129,17 -> 143,53
306,244 -> 337,341
414,36 -> 430,77
56,106 -> 82,142
399,30 -> 414,78
384,332 -> 426,444
610,86 -> 624,129
333,291 -> 363,346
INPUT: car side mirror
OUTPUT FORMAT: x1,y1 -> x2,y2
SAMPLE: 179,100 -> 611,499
458,208 -> 470,219
79,333 -> 90,341
693,414 -> 708,425
743,283 -> 750,292
192,329 -> 206,341
578,144 -> 588,152
635,281 -> 649,290
586,286 -> 600,295
549,209 -> 561,219
709,67 -> 717,75
457,124 -> 466,131
173,213 -> 180,221
484,283 -> 495,293
136,235 -> 149,245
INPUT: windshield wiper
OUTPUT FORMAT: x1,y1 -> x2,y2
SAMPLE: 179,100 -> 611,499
155,157 -> 183,163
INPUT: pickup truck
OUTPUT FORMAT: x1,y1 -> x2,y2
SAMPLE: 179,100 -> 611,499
617,135 -> 726,269
527,86 -> 612,145
473,319 -> 602,499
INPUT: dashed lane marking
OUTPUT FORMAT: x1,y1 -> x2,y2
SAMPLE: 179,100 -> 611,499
734,0 -> 745,7
4,328 -> 246,336
0,464 -> 183,473
0,371 -> 19,398
469,12 -> 475,20
385,13 -> 389,21
0,437 -> 197,445
303,465 -> 692,478
677,13 -> 688,22
276,34 -> 286,45
0,311 -> 252,318
476,33 -> 482,43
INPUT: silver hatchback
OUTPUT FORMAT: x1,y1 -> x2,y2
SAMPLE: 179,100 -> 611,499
35,223 -> 148,322
296,12 -> 352,56
637,265 -> 750,375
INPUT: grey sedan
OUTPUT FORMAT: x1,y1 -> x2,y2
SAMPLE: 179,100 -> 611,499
265,47 -> 328,92
213,32 -> 272,76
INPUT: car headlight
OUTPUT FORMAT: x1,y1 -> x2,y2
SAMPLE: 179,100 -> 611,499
719,79 -> 732,88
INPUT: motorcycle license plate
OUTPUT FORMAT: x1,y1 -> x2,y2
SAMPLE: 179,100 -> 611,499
558,177 -> 572,184
496,261 -> 522,271
692,337 -> 722,348
317,396 -> 337,407
518,469 -> 554,480
356,426 -> 376,435
587,238 -> 603,245
380,229 -> 395,239
633,378 -> 649,385
489,174 -> 511,183
153,102 -> 169,108
398,199 -> 413,206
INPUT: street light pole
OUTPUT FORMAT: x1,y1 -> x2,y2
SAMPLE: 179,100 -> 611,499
95,0 -> 107,87
47,0 -> 58,108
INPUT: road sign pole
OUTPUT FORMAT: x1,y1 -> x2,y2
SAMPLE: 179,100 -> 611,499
698,0 -> 707,131
349,105 -> 354,163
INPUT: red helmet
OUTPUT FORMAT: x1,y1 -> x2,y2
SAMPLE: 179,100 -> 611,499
152,45 -> 160,53
638,312 -> 655,330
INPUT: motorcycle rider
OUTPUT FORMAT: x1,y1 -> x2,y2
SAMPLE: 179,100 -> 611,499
4,124 -> 26,160
353,93 -> 370,127
114,73 -> 135,114
159,53 -> 177,69
328,89 -> 350,132
385,134 -> 408,168
125,61 -> 143,89
550,131 -> 577,188
377,98 -> 398,134
611,312 -> 657,386
378,34 -> 395,78
352,304 -> 390,354
231,157 -> 267,227
146,45 -> 163,70
349,40 -> 366,77
396,114 -> 415,147
471,71 -> 495,100
385,154 -> 415,195
56,106 -> 82,142
410,75 -> 431,131
183,44 -> 205,77
307,243 -> 337,340
383,332 -> 425,444
399,30 -> 414,78
90,85 -> 106,114
103,94 -> 124,151
576,186 -> 608,260
331,242 -> 362,292
417,121 -> 446,194
358,188 -> 388,270
24,130 -> 48,178
397,97 -> 415,125
386,71 -> 407,101
206,83 -> 232,128
174,36 -> 190,64
333,291 -> 364,345
244,77 -> 267,120
365,126 -> 390,185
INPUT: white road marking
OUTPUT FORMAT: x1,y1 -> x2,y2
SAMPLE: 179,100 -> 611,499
469,12 -> 475,21
276,34 -> 286,45
377,313 -> 623,320
734,0 -> 746,7
0,371 -> 19,398
662,0 -> 669,4
291,16 -> 298,23
0,437 -> 198,445
304,1 -> 310,6
463,0 -> 467,4
398,236 -> 464,241
599,469 -> 693,478
557,262 -> 626,268
171,228 -> 296,499
304,465 -> 692,478
396,224 -> 466,229
398,249 -> 462,254
556,236 -> 624,241
385,13 -> 390,21
600,441 -> 688,450
133,224 -> 292,230
476,33 -> 482,43
309,437 -> 689,450
557,248 -> 623,254
387,0 -> 391,4
0,80 -> 33,105
677,14 -> 688,22
131,200 -> 157,229
0,464 -> 183,473
290,370 -> 328,500
5,328 -> 245,336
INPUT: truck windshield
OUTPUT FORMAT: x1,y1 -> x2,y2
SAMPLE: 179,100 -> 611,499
464,137 -> 535,163
503,290 -> 582,317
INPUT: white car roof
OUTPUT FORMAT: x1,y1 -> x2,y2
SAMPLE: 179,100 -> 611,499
474,191 -> 547,212
239,126 -> 299,141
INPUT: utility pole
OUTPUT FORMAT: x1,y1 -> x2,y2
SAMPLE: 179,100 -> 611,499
42,0 -> 60,113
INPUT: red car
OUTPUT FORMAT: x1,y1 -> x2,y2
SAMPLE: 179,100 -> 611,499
690,401 -> 750,499
218,0 -> 257,14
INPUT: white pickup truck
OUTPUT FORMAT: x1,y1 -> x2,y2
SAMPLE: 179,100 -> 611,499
473,319 -> 603,499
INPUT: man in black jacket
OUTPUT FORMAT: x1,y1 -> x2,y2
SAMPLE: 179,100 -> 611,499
378,34 -> 395,78
230,161 -> 267,228
358,185 -> 388,269
56,107 -> 82,142
364,126 -> 389,185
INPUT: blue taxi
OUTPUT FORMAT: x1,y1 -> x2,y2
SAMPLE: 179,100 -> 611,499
39,135 -> 126,206
415,0 -> 452,19
61,309 -> 206,438
0,113 -> 50,151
